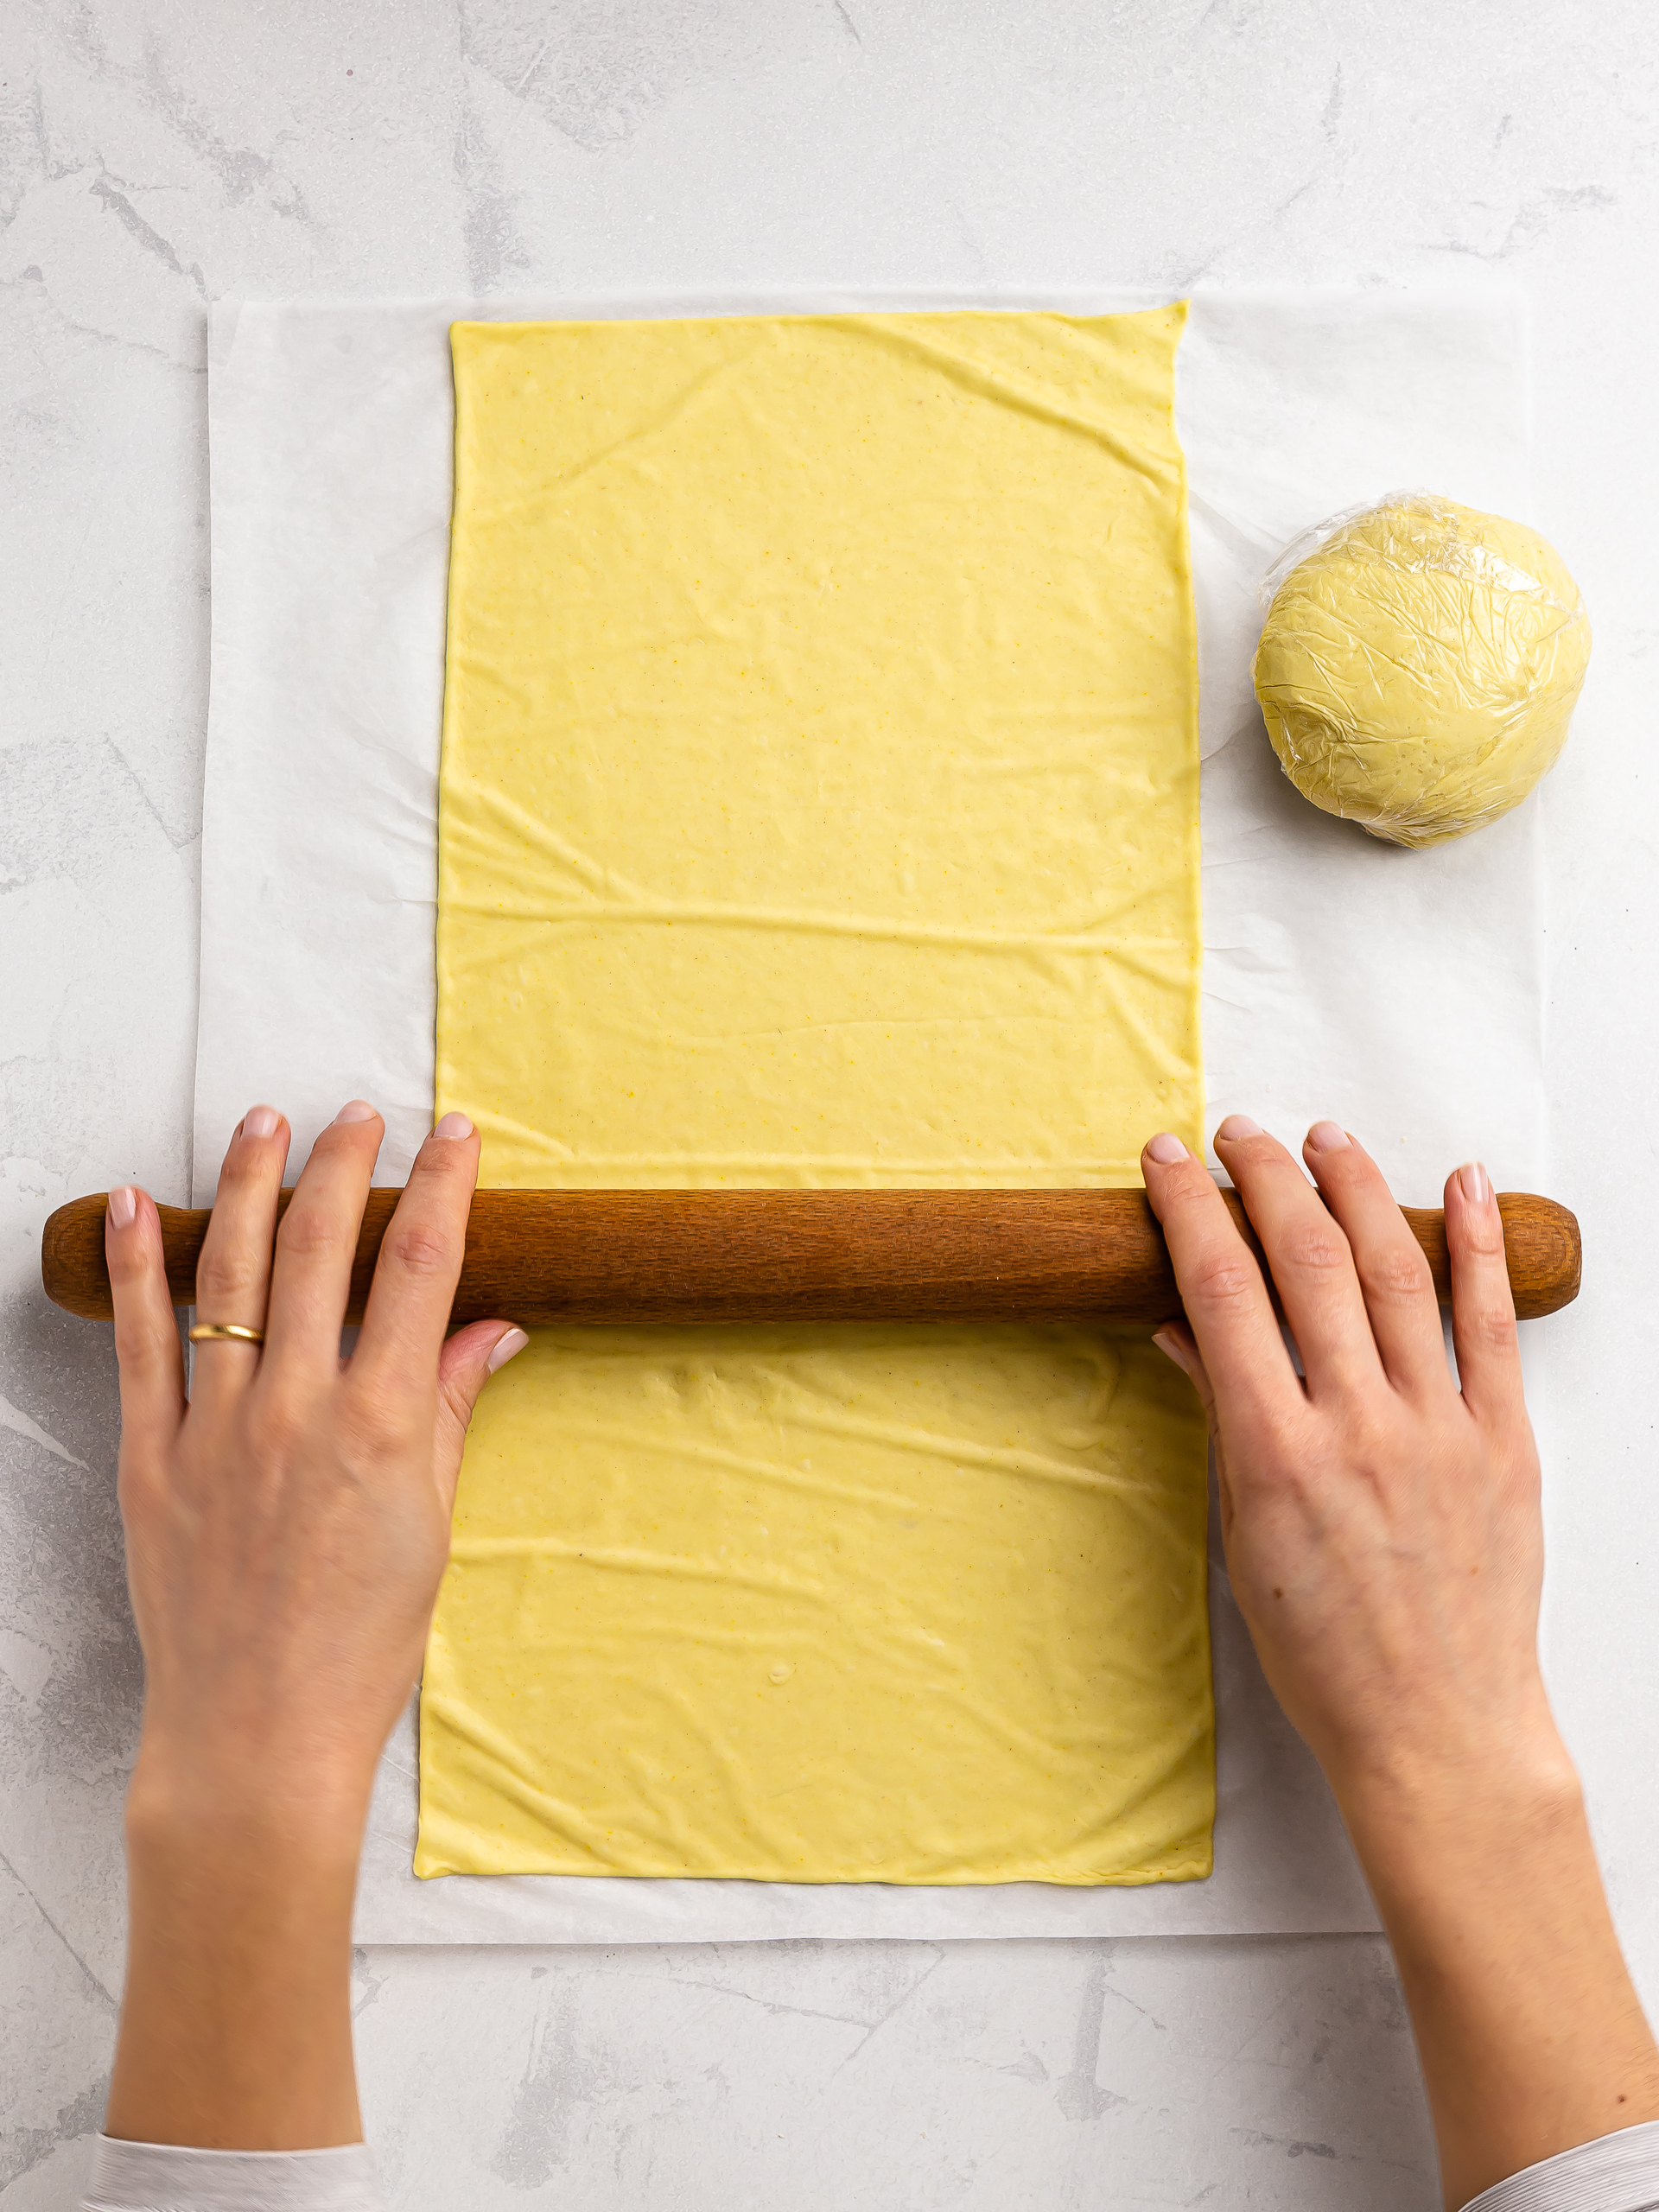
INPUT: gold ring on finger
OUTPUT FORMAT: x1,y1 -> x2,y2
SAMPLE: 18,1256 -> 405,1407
188,1321 -> 266,1345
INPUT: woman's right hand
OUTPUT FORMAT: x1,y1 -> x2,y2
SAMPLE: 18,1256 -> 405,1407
1141,1116 -> 1659,2211
1144,1116 -> 1557,1815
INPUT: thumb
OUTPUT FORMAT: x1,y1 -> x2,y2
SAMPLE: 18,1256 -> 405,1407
1154,1320 -> 1236,1542
432,1320 -> 529,1510
1153,1319 -> 1217,1427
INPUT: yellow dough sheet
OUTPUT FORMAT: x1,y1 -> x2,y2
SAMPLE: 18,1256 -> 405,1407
421,307 -> 1211,1885
420,1326 -> 1211,1884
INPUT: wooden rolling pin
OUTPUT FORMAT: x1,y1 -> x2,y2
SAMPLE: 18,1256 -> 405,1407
41,1186 -> 1580,1328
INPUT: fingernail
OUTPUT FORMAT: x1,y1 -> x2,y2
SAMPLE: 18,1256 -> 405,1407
1152,1327 -> 1185,1369
334,1099 -> 378,1124
107,1186 -> 137,1230
1459,1160 -> 1491,1205
1215,1114 -> 1262,1142
486,1326 -> 529,1375
244,1104 -> 280,1139
1306,1120 -> 1350,1153
433,1111 -> 474,1141
1146,1132 -> 1187,1165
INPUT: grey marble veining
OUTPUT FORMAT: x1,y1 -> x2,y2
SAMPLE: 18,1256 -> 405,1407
3,2 -> 1657,2204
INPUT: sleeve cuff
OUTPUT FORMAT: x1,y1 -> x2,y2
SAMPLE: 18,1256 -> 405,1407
1461,2119 -> 1659,2212
84,2136 -> 384,2212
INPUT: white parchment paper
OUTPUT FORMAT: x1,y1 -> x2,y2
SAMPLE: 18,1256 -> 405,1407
196,287 -> 1536,1942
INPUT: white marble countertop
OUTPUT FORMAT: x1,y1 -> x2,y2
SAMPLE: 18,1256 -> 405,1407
3,3 -> 1656,2206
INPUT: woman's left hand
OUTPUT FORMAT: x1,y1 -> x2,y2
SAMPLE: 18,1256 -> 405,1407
102,1100 -> 524,2148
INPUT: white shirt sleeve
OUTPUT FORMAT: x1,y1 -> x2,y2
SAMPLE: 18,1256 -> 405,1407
1460,2119 -> 1659,2212
83,2137 -> 385,2212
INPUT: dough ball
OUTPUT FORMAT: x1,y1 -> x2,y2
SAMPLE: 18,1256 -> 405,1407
1252,494 -> 1591,849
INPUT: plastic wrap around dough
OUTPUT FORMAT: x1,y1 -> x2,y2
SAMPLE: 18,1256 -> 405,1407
420,307 -> 1212,1885
1252,492 -> 1591,849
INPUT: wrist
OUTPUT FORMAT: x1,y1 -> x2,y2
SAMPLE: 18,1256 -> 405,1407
127,1731 -> 373,1875
1317,1669 -> 1573,1838
1333,1720 -> 1585,1910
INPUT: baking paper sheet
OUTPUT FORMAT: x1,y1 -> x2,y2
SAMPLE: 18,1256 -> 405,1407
196,287 -> 1537,1941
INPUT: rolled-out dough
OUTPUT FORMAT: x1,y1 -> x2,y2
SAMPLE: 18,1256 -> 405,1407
419,307 -> 1212,1884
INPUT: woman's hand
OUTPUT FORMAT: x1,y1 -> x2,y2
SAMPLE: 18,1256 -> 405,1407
102,1102 -> 524,2150
1146,1116 -> 1554,1813
1143,1116 -> 1659,2209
